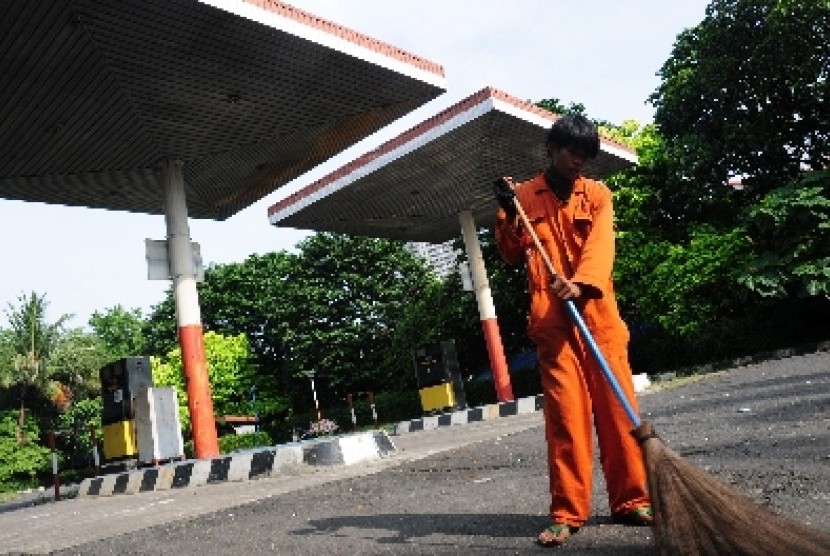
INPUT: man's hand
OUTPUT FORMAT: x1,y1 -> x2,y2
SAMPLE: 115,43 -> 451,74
493,177 -> 517,218
550,275 -> 582,300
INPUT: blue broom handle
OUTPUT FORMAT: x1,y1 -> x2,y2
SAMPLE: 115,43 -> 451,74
509,192 -> 642,428
563,299 -> 641,428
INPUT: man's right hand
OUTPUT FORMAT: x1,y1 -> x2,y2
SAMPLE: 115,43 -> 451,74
494,177 -> 517,218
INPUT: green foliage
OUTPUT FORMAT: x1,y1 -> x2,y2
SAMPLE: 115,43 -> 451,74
0,409 -> 51,492
49,329 -> 111,402
598,119 -> 643,150
535,98 -> 586,116
741,169 -> 830,298
2,292 -> 71,363
0,292 -> 71,389
632,224 -> 753,337
195,252 -> 296,371
141,291 -> 177,358
465,371 -> 542,407
152,331 -> 269,432
89,305 -> 146,359
182,432 -> 275,459
607,2 -> 830,371
651,0 -> 830,200
0,329 -> 15,387
218,431 -> 273,454
0,292 -> 73,435
56,398 -> 102,461
382,277 -> 482,391
283,233 -> 435,397
265,389 -> 423,442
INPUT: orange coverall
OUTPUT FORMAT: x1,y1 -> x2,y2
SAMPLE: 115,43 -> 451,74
495,171 -> 650,527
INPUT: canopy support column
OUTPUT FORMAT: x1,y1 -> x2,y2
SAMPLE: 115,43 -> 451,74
458,210 -> 514,402
160,160 -> 219,459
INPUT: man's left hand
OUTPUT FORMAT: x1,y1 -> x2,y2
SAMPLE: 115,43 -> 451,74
550,276 -> 581,300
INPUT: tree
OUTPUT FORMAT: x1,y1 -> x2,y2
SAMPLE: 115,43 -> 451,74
89,305 -> 146,359
143,252 -> 298,415
282,233 -> 435,400
49,328 -> 112,402
650,0 -> 830,203
740,168 -> 830,299
141,236 -> 433,416
192,253 -> 297,373
152,331 -> 280,432
141,290 -> 177,359
631,0 -> 830,364
536,98 -> 586,117
382,273 -> 480,390
0,409 -> 51,492
0,292 -> 71,440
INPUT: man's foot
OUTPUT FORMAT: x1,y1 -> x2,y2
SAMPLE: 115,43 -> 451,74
612,506 -> 654,526
536,523 -> 579,547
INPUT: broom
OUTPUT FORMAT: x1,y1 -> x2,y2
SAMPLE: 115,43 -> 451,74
508,188 -> 830,556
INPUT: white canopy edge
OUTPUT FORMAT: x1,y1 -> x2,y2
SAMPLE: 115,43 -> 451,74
202,0 -> 446,87
268,87 -> 637,225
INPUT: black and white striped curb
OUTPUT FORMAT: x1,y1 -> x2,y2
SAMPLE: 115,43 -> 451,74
393,372 -> 655,435
77,430 -> 394,498
401,340 -> 830,436
394,394 -> 544,435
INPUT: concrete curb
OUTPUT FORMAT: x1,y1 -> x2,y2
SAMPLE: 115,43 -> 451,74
77,429 -> 395,498
393,373 -> 656,435
394,394 -> 544,435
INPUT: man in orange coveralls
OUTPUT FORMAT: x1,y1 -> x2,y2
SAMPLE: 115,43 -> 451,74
493,114 -> 652,547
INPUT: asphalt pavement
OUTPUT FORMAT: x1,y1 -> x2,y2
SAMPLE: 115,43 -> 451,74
1,350 -> 828,555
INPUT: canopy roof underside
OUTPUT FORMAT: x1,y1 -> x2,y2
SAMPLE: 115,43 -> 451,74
0,0 -> 445,220
269,88 -> 637,243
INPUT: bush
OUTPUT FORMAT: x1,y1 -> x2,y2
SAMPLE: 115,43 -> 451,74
218,431 -> 273,454
183,431 -> 274,458
464,370 -> 542,408
55,398 -> 102,470
0,410 -> 52,493
264,390 -> 424,443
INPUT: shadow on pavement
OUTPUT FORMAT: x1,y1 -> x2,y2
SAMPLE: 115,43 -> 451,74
292,513 -> 653,554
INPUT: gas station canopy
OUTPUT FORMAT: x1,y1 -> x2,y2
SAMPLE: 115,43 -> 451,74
268,87 -> 637,243
0,0 -> 446,220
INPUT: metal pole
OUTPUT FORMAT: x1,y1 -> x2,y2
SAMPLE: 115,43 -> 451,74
251,385 -> 258,433
368,391 -> 378,427
89,424 -> 100,476
160,159 -> 219,459
348,393 -> 356,430
310,375 -> 322,422
48,431 -> 60,502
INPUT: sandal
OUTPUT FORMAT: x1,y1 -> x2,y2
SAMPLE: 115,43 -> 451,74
536,523 -> 579,547
612,506 -> 654,526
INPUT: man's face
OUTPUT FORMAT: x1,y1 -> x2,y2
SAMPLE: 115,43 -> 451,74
550,145 -> 588,183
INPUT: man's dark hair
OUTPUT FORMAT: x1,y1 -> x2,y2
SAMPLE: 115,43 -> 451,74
546,114 -> 600,159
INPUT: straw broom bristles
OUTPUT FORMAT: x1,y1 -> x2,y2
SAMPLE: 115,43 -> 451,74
634,421 -> 830,556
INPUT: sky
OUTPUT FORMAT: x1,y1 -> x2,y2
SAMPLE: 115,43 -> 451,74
0,0 -> 711,329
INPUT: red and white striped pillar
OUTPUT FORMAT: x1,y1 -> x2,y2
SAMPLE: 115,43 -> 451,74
458,210 -> 514,402
161,160 -> 219,459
